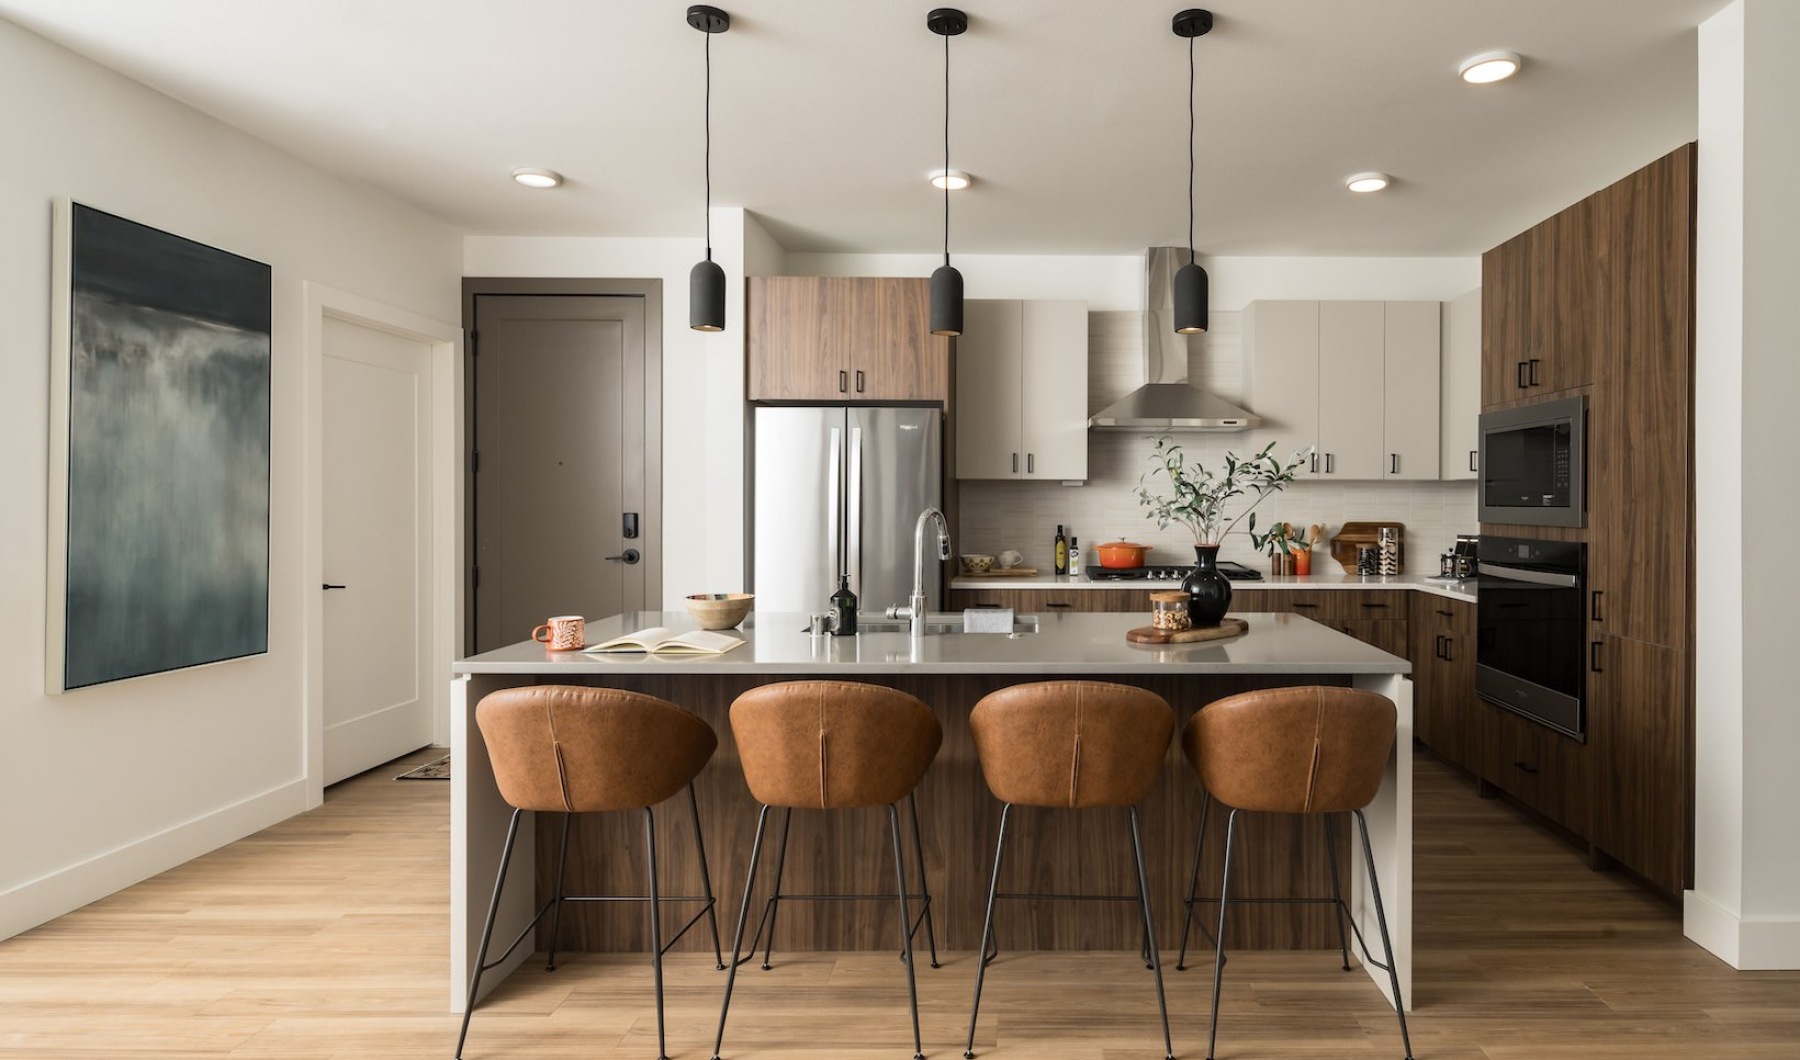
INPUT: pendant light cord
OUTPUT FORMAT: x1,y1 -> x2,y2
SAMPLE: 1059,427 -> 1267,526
1187,31 -> 1196,265
942,29 -> 951,267
704,28 -> 714,263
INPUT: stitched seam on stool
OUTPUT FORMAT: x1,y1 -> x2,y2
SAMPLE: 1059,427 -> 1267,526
1070,689 -> 1084,808
817,689 -> 828,809
547,706 -> 574,813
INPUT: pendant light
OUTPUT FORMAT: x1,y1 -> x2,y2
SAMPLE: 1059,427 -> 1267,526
927,8 -> 967,338
1172,9 -> 1212,335
688,5 -> 729,332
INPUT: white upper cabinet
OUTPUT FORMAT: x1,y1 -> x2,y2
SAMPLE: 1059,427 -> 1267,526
955,299 -> 1088,480
1246,299 -> 1446,481
1439,288 -> 1481,480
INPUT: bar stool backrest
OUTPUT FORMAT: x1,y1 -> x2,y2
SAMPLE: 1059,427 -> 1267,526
1184,686 -> 1395,814
476,685 -> 717,813
730,681 -> 942,809
970,681 -> 1174,808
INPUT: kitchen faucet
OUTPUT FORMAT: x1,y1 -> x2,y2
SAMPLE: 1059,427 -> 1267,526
886,507 -> 949,637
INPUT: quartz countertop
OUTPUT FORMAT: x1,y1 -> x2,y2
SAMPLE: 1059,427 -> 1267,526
453,609 -> 1412,677
952,570 -> 1477,602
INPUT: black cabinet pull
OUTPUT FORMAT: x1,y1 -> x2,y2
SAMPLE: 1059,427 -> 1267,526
838,369 -> 848,393
1590,640 -> 1604,673
1325,453 -> 1336,474
322,583 -> 347,590
1310,451 -> 1319,474
1389,453 -> 1399,474
1516,360 -> 1528,388
1027,453 -> 1035,474
1360,601 -> 1389,610
1590,589 -> 1604,622
1292,601 -> 1320,610
1047,602 -> 1073,609
854,369 -> 865,393
1443,638 -> 1454,662
1435,608 -> 1454,617
1513,760 -> 1540,775
1434,634 -> 1447,660
1529,358 -> 1542,386
1468,449 -> 1479,472
1011,452 -> 1019,473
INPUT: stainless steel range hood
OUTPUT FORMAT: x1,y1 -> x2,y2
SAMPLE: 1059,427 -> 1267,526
1087,247 -> 1260,431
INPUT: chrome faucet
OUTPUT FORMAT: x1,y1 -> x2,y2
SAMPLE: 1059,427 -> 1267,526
886,506 -> 949,637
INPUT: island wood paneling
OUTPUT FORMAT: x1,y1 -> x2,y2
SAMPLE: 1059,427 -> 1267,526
530,671 -> 1356,955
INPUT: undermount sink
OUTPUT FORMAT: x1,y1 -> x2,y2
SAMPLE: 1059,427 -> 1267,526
812,614 -> 1040,636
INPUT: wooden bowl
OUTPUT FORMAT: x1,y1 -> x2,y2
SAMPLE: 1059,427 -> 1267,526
685,593 -> 754,630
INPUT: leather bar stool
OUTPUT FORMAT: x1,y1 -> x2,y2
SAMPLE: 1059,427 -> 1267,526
712,680 -> 943,1060
458,685 -> 725,1060
1176,685 -> 1411,1060
963,680 -> 1176,1060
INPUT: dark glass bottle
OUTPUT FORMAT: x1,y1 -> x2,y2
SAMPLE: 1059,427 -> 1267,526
829,575 -> 858,636
1053,524 -> 1068,576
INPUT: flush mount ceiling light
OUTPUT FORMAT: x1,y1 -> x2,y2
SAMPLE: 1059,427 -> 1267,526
688,5 -> 729,333
929,168 -> 972,191
1171,8 -> 1212,335
511,168 -> 563,189
1345,172 -> 1392,193
927,8 -> 968,338
1459,50 -> 1522,84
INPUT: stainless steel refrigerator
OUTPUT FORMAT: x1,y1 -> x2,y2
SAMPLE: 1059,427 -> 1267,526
752,406 -> 943,616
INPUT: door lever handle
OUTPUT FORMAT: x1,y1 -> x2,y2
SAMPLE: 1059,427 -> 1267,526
604,549 -> 642,565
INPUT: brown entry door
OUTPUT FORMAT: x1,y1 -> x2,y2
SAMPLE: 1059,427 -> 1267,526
471,294 -> 654,653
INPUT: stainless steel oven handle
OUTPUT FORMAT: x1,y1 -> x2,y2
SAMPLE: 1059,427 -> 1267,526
1478,562 -> 1579,588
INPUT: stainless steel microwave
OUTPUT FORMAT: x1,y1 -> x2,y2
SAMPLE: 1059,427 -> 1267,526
1478,395 -> 1586,528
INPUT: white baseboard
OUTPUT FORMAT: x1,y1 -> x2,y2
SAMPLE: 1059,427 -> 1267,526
0,779 -> 309,941
1685,889 -> 1800,969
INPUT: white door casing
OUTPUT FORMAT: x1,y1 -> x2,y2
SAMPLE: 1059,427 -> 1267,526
321,317 -> 433,785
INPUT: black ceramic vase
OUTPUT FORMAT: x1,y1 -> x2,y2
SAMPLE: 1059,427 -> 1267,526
1183,544 -> 1233,627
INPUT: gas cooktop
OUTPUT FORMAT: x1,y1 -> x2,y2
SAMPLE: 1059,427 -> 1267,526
1085,562 -> 1263,582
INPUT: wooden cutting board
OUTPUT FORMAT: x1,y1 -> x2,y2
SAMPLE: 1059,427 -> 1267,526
1125,617 -> 1249,644
1330,521 -> 1405,573
960,567 -> 1039,577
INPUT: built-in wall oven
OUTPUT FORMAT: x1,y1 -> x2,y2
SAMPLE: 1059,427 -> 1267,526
1476,535 -> 1588,741
1478,395 -> 1586,528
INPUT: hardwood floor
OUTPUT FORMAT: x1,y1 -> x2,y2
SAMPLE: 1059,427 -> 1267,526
2,747 -> 1796,1058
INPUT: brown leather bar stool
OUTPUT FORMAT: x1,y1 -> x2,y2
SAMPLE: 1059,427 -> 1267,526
1177,686 -> 1411,1060
712,680 -> 942,1060
458,685 -> 724,1060
963,680 -> 1176,1060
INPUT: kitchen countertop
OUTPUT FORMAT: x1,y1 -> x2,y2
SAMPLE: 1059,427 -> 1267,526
952,569 -> 1478,602
453,608 -> 1412,677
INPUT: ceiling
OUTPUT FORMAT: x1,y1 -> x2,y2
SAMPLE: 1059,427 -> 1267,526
0,0 -> 1729,256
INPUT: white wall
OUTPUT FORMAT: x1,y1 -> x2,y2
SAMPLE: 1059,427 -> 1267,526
0,19 -> 462,938
464,207 -> 754,604
1689,0 -> 1800,969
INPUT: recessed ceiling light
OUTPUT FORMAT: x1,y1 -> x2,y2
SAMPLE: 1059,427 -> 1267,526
929,168 -> 972,191
1459,50 -> 1522,84
1345,172 -> 1391,194
511,167 -> 563,189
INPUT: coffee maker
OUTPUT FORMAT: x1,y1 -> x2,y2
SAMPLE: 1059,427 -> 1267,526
1440,535 -> 1479,580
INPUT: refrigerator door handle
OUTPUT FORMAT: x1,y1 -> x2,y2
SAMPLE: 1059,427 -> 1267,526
847,426 -> 864,594
827,427 -> 842,581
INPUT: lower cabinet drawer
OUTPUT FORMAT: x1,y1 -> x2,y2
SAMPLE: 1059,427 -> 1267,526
1480,700 -> 1590,834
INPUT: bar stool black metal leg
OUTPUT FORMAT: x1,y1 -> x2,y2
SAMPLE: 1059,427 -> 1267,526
758,807 -> 793,970
456,807 -> 522,1060
964,803 -> 1011,1060
712,805 -> 771,1060
1127,806 -> 1175,1060
1206,808 -> 1239,1060
1322,814 -> 1352,972
908,792 -> 941,968
886,803 -> 925,1060
545,812 -> 573,972
1176,792 -> 1211,970
644,807 -> 669,1060
688,782 -> 726,970
1354,809 -> 1413,1060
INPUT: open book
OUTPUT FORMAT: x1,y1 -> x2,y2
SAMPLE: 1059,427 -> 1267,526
583,627 -> 746,656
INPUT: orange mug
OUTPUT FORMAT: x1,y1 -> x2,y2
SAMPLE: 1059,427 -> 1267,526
532,615 -> 585,651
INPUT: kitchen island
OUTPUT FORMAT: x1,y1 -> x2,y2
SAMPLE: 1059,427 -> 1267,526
450,610 -> 1413,1011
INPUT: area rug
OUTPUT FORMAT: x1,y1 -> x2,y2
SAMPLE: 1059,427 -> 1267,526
396,754 -> 450,780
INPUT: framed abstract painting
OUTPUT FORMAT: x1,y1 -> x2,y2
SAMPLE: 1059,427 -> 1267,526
47,201 -> 272,692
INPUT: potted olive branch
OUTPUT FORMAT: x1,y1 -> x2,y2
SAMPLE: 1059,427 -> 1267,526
1135,436 -> 1313,624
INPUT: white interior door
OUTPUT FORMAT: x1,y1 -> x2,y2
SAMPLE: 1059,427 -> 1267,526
322,315 -> 434,784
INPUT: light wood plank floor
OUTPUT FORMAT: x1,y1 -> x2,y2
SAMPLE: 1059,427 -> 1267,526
2,748 -> 1797,1059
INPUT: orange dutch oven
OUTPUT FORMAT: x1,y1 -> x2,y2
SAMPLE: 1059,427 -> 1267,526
1094,541 -> 1150,569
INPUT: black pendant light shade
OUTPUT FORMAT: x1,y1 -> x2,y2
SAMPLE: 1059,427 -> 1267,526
689,5 -> 729,333
690,258 -> 725,332
1173,9 -> 1212,335
1173,259 -> 1209,334
928,8 -> 967,338
930,263 -> 964,337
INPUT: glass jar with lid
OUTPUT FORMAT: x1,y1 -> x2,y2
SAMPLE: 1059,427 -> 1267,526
1150,590 -> 1192,632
